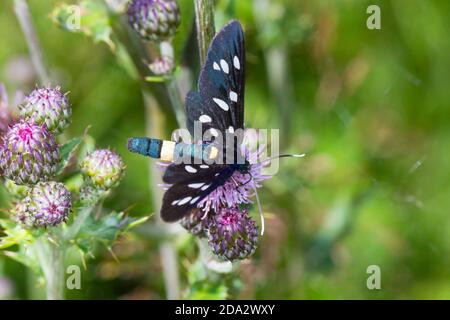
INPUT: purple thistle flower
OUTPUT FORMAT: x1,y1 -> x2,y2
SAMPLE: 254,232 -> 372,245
198,145 -> 272,213
80,149 -> 126,190
127,0 -> 181,42
0,120 -> 60,185
16,181 -> 72,228
207,207 -> 259,261
20,86 -> 71,135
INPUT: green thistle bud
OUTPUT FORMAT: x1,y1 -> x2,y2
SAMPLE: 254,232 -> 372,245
180,209 -> 209,238
207,207 -> 259,262
17,181 -> 72,228
0,120 -> 60,185
127,0 -> 181,42
20,86 -> 71,135
80,149 -> 125,190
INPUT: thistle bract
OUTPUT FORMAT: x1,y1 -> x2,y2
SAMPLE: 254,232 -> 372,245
127,0 -> 181,42
17,181 -> 71,228
20,86 -> 71,135
0,121 -> 60,185
207,207 -> 259,261
180,208 -> 209,237
80,149 -> 125,190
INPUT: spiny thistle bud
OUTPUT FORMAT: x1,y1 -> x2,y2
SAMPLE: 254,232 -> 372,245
17,181 -> 71,228
80,149 -> 125,190
207,207 -> 259,261
148,56 -> 174,75
0,121 -> 60,185
127,0 -> 181,42
180,209 -> 209,237
20,86 -> 71,135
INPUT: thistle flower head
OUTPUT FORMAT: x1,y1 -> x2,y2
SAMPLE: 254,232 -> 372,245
0,120 -> 60,185
127,0 -> 181,42
148,56 -> 174,75
16,181 -> 71,228
207,207 -> 259,261
20,86 -> 71,135
198,145 -> 271,213
80,149 -> 125,190
180,208 -> 209,237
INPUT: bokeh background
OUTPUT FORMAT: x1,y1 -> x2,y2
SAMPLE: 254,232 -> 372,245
1,0 -> 450,299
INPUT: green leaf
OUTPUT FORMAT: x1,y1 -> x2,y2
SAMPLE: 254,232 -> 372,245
74,211 -> 149,255
187,281 -> 228,300
0,219 -> 33,250
58,137 -> 83,174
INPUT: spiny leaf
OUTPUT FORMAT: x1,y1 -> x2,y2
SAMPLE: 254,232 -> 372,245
58,137 -> 83,174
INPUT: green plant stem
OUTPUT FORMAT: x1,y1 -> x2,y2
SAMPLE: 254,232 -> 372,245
143,91 -> 181,300
194,0 -> 216,65
34,238 -> 64,300
13,0 -> 51,84
160,40 -> 186,127
106,5 -> 183,299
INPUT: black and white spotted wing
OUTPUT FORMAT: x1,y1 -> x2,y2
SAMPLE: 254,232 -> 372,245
161,21 -> 246,222
186,20 -> 245,139
161,163 -> 235,222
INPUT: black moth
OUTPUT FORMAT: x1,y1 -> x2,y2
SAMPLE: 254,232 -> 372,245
161,20 -> 250,222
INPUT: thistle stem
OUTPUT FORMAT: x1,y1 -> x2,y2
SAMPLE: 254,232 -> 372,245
13,0 -> 51,84
160,40 -> 186,127
143,91 -> 181,300
194,0 -> 216,65
34,238 -> 64,300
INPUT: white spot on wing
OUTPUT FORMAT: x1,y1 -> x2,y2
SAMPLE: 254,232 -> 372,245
229,91 -> 238,102
199,115 -> 212,123
201,184 -> 210,191
190,196 -> 200,204
220,59 -> 229,74
171,200 -> 179,206
208,128 -> 219,137
177,196 -> 192,206
188,183 -> 204,189
200,165 -> 209,169
228,126 -> 235,133
213,62 -> 220,71
213,98 -> 229,111
185,165 -> 197,173
233,56 -> 240,70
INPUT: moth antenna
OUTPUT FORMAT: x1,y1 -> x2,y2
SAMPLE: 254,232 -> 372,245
253,185 -> 265,236
256,153 -> 305,165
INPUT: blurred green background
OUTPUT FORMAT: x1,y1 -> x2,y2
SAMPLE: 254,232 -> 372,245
1,0 -> 450,299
